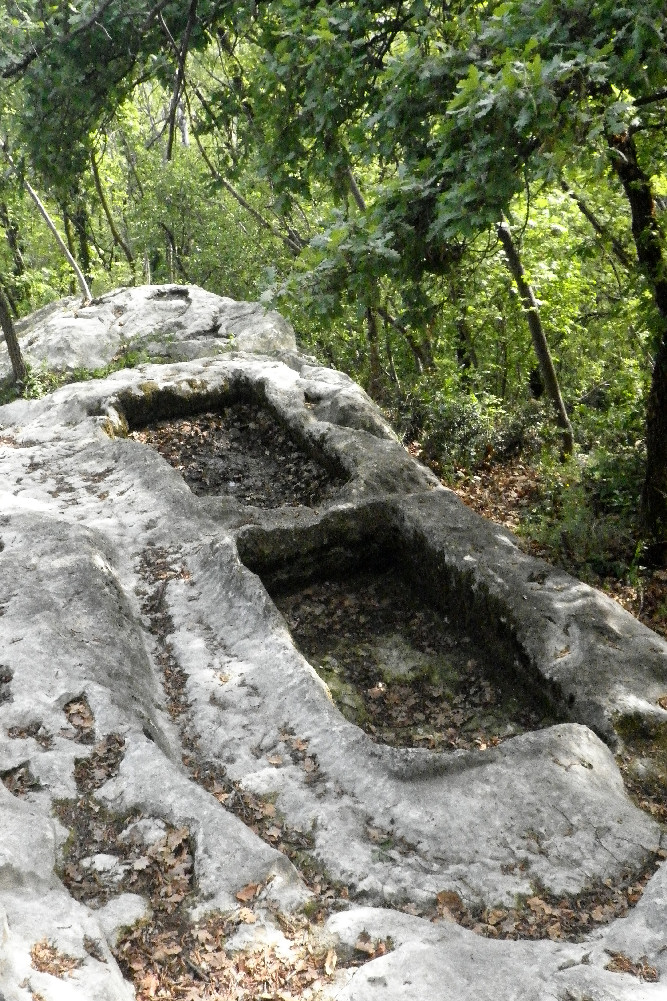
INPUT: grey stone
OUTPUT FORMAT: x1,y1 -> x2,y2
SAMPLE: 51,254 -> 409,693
1,283 -> 299,383
95,894 -> 151,947
322,906 -> 667,1000
0,285 -> 665,1000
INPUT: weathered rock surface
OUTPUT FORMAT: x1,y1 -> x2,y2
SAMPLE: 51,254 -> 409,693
0,285 -> 665,1000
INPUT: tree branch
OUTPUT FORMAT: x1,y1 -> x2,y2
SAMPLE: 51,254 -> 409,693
497,221 -> 573,455
187,100 -> 304,256
560,179 -> 633,268
2,0 -> 116,79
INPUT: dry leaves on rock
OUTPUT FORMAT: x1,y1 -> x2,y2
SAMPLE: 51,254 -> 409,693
354,931 -> 392,960
7,720 -> 53,748
272,571 -> 553,754
236,882 -> 262,903
0,761 -> 42,797
117,910 -> 340,1001
74,733 -> 125,790
138,547 -> 192,718
30,939 -> 82,978
62,695 -> 95,743
433,858 -> 663,942
605,951 -> 659,981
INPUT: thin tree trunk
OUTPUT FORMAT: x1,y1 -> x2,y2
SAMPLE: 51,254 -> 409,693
497,221 -> 574,455
365,306 -> 383,397
376,306 -> 431,373
162,0 -> 198,162
61,205 -> 77,261
159,221 -> 190,282
347,169 -> 388,394
91,153 -> 135,269
449,274 -> 478,376
0,202 -> 26,278
347,167 -> 366,212
189,117 -> 305,256
608,132 -> 667,550
384,315 -> 401,390
0,281 -> 27,384
71,201 -> 92,285
1,144 -> 91,300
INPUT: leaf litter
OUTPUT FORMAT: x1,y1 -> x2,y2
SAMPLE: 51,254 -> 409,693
129,403 -> 346,509
270,568 -> 557,751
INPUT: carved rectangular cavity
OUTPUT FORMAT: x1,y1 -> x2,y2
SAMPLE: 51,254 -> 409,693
239,512 -> 562,750
124,389 -> 347,509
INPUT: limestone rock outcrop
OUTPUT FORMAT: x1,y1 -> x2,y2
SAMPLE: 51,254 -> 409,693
0,285 -> 665,1000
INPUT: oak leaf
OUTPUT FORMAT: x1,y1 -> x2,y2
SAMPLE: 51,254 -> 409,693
236,882 -> 261,902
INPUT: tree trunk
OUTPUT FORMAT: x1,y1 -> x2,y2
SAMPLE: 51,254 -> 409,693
449,274 -> 478,378
0,281 -> 27,384
91,152 -> 135,270
383,315 -> 401,390
0,144 -> 92,301
0,201 -> 26,278
365,306 -> 384,398
608,132 -> 667,549
497,222 -> 574,456
71,201 -> 92,285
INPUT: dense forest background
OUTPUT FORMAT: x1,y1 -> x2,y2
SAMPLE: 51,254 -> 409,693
0,1 -> 666,624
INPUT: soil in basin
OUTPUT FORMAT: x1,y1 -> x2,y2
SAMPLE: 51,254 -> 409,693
130,402 -> 346,508
270,567 -> 558,751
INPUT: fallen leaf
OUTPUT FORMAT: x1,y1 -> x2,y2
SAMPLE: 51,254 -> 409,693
167,827 -> 189,850
237,907 -> 256,924
30,940 -> 83,978
236,882 -> 261,903
153,942 -> 182,960
139,971 -> 159,997
436,890 -> 464,914
267,754 -> 284,766
355,932 -> 376,956
324,948 -> 337,975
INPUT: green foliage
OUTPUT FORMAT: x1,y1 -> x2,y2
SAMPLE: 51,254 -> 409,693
522,445 -> 646,582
